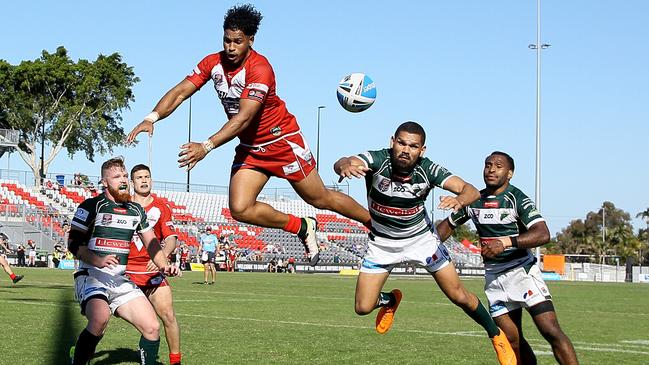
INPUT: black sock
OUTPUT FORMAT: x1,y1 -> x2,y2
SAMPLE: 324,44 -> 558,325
73,328 -> 102,365
138,336 -> 160,365
463,300 -> 500,338
375,292 -> 396,309
297,218 -> 307,237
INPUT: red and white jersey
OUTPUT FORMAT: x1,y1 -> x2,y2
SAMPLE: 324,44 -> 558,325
186,50 -> 300,146
125,196 -> 177,275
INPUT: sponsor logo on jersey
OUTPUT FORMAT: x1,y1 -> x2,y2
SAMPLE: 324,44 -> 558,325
113,207 -> 127,214
95,238 -> 130,249
370,201 -> 423,216
282,161 -> 300,175
247,89 -> 266,102
270,126 -> 282,136
101,214 -> 112,226
500,212 -> 510,220
522,289 -> 534,299
378,178 -> 391,192
484,201 -> 499,208
74,208 -> 89,222
212,73 -> 223,84
247,83 -> 269,92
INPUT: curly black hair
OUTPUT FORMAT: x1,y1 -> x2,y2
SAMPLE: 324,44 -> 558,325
223,4 -> 263,36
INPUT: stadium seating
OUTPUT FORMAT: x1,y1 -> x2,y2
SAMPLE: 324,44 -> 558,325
0,178 -> 484,267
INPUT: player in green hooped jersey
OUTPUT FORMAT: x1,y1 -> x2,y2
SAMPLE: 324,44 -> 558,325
68,157 -> 179,365
437,151 -> 578,365
335,122 -> 516,365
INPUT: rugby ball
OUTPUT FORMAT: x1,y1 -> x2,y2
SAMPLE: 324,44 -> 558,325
336,73 -> 376,113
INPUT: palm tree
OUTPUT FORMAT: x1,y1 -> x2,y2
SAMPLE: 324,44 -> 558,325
637,208 -> 649,224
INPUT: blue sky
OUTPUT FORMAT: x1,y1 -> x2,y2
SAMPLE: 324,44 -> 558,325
1,1 -> 647,235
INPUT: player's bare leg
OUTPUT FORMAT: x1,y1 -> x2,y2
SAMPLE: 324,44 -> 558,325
116,296 -> 161,365
433,263 -> 516,365
494,311 -> 531,364
72,298 -> 111,365
0,255 -> 23,283
229,169 -> 286,228
355,271 -> 402,334
147,286 -> 181,365
494,309 -> 536,364
531,308 -> 579,365
291,169 -> 370,225
228,168 -> 328,265
354,272 -> 391,315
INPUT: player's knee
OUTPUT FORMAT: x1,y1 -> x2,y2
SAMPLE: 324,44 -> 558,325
159,308 -> 177,327
354,300 -> 374,315
88,313 -> 111,335
539,325 -> 566,344
229,203 -> 253,223
141,319 -> 160,339
447,287 -> 471,308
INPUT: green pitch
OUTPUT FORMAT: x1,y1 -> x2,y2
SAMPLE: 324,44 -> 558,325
1,269 -> 648,364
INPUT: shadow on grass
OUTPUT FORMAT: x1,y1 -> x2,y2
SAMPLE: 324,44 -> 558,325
93,347 -> 163,365
48,285 -> 80,364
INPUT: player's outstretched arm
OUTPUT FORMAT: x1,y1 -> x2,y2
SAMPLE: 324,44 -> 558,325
140,230 -> 179,276
438,176 -> 479,212
334,156 -> 370,183
178,98 -> 262,171
126,79 -> 198,143
436,218 -> 455,242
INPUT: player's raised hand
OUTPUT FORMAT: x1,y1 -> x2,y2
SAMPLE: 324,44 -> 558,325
337,164 -> 370,183
178,142 -> 208,171
438,195 -> 463,212
126,120 -> 155,144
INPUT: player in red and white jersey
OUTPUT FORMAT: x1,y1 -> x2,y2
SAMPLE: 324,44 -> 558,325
127,164 -> 182,365
127,4 -> 370,267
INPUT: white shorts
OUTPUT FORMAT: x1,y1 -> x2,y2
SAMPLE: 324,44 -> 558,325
485,263 -> 552,317
361,230 -> 451,274
74,268 -> 144,315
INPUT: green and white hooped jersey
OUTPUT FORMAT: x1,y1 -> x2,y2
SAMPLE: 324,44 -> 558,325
449,184 -> 544,274
358,148 -> 453,240
72,194 -> 151,275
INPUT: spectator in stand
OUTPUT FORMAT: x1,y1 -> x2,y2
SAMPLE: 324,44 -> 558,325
276,258 -> 284,273
52,244 -> 64,268
27,240 -> 37,267
287,256 -> 296,274
73,173 -> 83,187
17,244 -> 26,267
267,257 -> 277,273
180,244 -> 189,271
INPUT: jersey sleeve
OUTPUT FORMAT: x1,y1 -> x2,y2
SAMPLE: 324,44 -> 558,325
357,149 -> 388,171
157,202 -> 177,240
517,193 -> 545,229
185,54 -> 216,89
241,59 -> 273,104
448,207 -> 470,227
71,199 -> 97,232
133,203 -> 152,234
426,162 -> 454,188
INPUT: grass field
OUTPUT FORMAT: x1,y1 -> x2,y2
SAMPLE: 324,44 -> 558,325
1,268 -> 648,364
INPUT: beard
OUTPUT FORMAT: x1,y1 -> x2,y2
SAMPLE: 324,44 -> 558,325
391,154 -> 416,175
107,184 -> 131,203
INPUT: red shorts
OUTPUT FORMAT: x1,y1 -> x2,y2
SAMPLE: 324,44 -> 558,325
232,131 -> 316,182
128,272 -> 169,289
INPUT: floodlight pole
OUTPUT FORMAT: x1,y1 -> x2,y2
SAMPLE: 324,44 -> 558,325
316,106 -> 326,172
187,97 -> 192,193
529,0 -> 550,264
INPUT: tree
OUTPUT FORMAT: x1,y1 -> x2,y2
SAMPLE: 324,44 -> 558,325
555,201 -> 637,263
0,46 -> 138,185
636,208 -> 649,265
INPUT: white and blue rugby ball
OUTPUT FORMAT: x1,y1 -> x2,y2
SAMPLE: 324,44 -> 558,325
336,73 -> 376,113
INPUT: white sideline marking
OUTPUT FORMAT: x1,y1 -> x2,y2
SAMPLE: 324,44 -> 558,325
1,299 -> 648,355
174,312 -> 649,355
174,298 -> 276,303
620,340 -> 649,346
